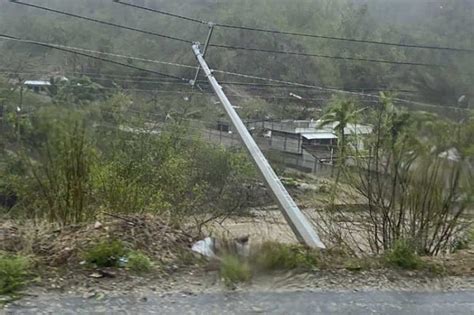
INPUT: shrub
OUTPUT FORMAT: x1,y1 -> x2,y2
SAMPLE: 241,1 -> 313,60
253,241 -> 319,271
219,255 -> 252,287
0,254 -> 30,295
384,240 -> 423,270
127,251 -> 153,273
347,102 -> 473,256
84,240 -> 127,268
25,112 -> 96,225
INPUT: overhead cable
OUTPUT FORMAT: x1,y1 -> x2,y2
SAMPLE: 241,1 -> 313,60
209,44 -> 446,68
0,37 -> 198,70
212,68 -> 470,110
9,1 -> 193,44
112,0 -> 207,25
11,0 -> 466,73
213,24 -> 474,54
0,34 -> 188,81
113,0 -> 474,53
1,69 -> 410,92
0,37 -> 424,91
0,35 -> 466,110
0,69 -> 420,94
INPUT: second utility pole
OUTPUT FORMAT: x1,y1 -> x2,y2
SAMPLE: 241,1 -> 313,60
192,43 -> 325,249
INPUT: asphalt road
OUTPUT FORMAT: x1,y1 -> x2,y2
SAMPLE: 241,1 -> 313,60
4,290 -> 474,314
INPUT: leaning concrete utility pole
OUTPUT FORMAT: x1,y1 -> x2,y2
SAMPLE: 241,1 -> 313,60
192,43 -> 325,249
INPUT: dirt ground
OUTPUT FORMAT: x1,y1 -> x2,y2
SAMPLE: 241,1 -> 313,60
13,263 -> 474,305
1,172 -> 473,304
2,212 -> 472,303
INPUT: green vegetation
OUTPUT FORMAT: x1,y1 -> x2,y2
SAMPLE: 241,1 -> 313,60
318,99 -> 365,203
83,240 -> 153,272
0,253 -> 30,295
384,240 -> 423,270
83,240 -> 127,268
0,94 -> 258,225
325,94 -> 474,255
217,242 -> 321,286
0,0 -> 472,295
126,251 -> 153,273
219,255 -> 252,287
253,241 -> 319,271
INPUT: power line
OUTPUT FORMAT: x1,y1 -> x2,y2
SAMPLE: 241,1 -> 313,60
9,0 -> 469,79
0,71 -> 414,102
90,72 -> 466,111
113,0 -> 474,53
88,86 -> 380,102
203,80 -> 419,93
209,44 -> 446,68
93,77 -> 418,94
0,35 -> 425,92
211,68 -> 470,111
9,0 -> 193,44
112,0 -> 207,25
0,36 -> 198,71
0,34 -> 188,81
0,68 -> 387,102
1,65 -> 461,110
0,69 -> 417,92
111,0 -> 469,70
0,67 -> 428,99
0,33 -> 463,109
93,88 -> 323,103
214,24 -> 474,54
0,69 -> 187,82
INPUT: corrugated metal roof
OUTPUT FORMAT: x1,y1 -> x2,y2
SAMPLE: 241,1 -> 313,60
24,80 -> 51,86
302,132 -> 337,140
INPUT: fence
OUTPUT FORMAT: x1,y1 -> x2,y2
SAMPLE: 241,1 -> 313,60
99,117 -> 336,177
185,119 -> 335,177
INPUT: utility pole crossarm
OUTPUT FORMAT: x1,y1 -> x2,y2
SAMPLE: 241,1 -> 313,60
192,44 -> 325,249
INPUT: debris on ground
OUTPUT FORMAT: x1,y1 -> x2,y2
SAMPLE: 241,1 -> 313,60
192,237 -> 216,258
192,235 -> 251,259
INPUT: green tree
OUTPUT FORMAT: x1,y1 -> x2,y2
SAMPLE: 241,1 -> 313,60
319,98 -> 365,203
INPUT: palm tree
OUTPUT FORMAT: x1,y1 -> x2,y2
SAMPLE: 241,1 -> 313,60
318,99 -> 365,205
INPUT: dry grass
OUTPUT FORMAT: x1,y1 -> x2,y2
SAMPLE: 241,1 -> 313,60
1,215 -> 198,268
